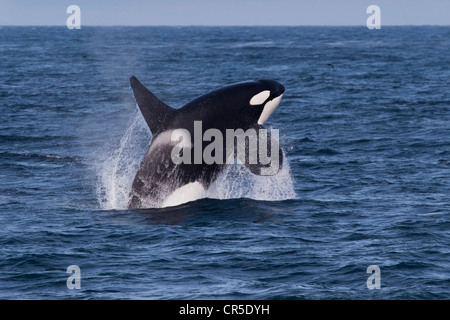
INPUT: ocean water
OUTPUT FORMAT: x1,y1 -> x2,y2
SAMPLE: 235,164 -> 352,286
0,26 -> 449,299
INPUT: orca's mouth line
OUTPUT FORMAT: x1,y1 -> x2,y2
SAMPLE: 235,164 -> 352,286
258,93 -> 284,125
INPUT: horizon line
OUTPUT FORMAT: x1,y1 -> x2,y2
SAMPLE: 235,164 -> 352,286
1,24 -> 449,27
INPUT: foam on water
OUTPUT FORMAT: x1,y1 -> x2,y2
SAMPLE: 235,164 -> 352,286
97,113 -> 296,210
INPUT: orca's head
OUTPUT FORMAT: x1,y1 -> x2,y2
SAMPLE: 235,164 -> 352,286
237,79 -> 285,126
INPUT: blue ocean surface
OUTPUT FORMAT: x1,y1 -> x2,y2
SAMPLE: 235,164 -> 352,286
0,26 -> 449,299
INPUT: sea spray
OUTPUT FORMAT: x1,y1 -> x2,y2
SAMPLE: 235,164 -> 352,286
96,110 -> 150,210
97,114 -> 296,209
206,152 -> 296,201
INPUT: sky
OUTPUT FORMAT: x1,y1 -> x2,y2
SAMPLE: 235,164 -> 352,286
0,0 -> 449,26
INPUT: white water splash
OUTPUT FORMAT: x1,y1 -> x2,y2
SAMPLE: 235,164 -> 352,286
97,115 -> 296,209
206,154 -> 296,201
96,110 -> 150,210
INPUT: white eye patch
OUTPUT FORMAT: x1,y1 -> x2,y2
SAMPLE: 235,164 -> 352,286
249,90 -> 270,105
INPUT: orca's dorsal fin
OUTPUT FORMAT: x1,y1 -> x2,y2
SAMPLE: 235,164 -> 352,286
130,76 -> 176,136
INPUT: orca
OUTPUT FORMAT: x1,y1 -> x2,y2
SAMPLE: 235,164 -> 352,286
128,76 -> 285,208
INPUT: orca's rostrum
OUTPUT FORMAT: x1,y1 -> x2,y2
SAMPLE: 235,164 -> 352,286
128,76 -> 285,208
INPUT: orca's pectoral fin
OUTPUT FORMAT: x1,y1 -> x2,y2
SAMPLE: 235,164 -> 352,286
239,125 -> 283,176
130,76 -> 176,135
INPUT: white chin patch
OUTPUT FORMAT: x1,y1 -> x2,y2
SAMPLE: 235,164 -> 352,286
257,94 -> 283,125
250,90 -> 271,105
162,181 -> 206,208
